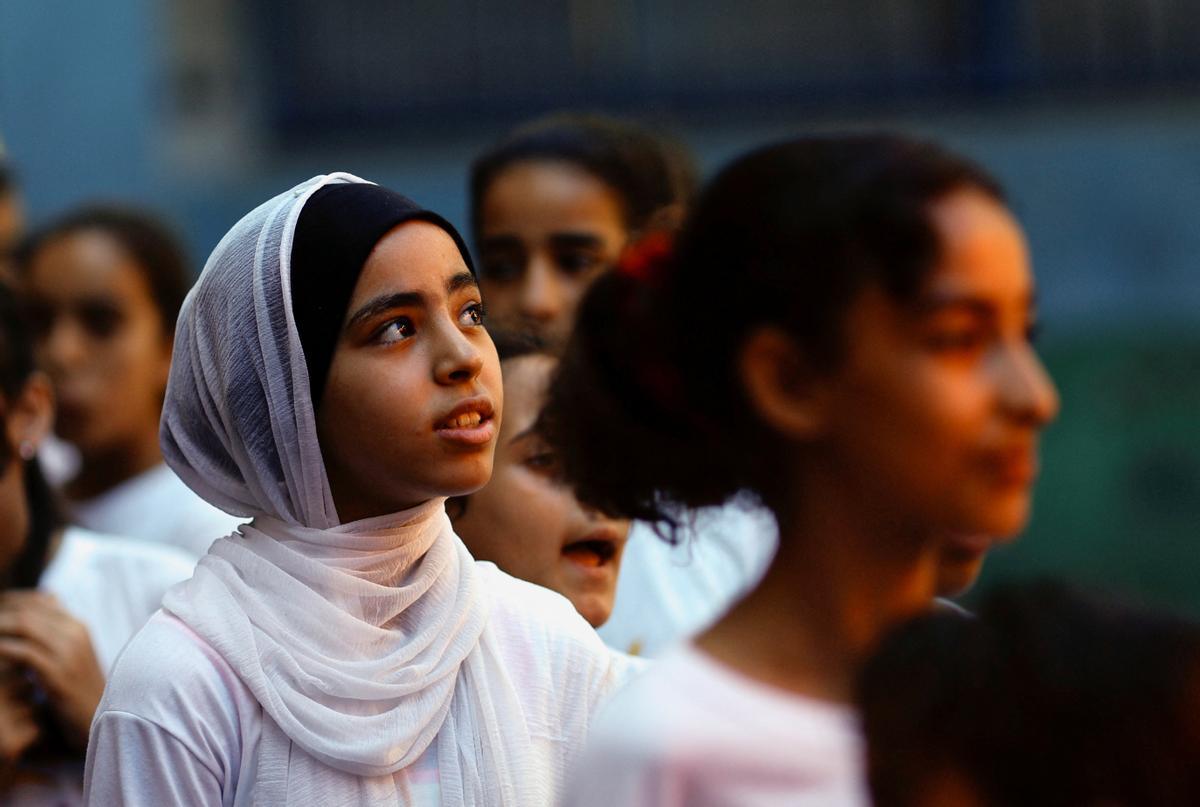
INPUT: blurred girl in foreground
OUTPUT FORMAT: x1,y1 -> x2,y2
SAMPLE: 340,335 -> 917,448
861,582 -> 1200,806
546,134 -> 1059,804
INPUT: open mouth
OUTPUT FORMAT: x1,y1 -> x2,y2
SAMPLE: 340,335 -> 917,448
439,411 -> 488,430
561,538 -> 619,569
434,398 -> 496,444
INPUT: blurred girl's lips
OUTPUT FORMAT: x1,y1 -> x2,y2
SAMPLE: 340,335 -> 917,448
980,444 -> 1039,487
561,527 -> 625,576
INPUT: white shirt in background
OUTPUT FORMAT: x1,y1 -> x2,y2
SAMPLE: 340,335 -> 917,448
599,502 -> 777,657
41,527 -> 196,671
564,644 -> 869,807
85,563 -> 644,807
8,527 -> 195,807
69,463 -> 244,561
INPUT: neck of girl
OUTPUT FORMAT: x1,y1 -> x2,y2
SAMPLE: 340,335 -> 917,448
696,479 -> 942,705
66,434 -> 163,502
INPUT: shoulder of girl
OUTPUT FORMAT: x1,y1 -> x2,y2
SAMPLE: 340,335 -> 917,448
100,612 -> 245,724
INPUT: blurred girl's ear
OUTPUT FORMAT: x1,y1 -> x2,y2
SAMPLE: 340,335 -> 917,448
4,371 -> 54,459
738,326 -> 829,442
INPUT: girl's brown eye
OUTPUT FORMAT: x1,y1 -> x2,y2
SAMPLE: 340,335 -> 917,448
459,303 -> 485,327
80,303 -> 123,339
376,317 -> 415,345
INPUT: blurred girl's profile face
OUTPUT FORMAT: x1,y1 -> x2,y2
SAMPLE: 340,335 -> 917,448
476,160 -> 627,349
24,230 -> 172,459
452,353 -> 629,627
317,221 -> 503,522
0,404 -> 30,574
0,374 -> 52,576
802,189 -> 1058,582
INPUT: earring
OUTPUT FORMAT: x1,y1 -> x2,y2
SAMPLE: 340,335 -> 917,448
18,440 -> 36,461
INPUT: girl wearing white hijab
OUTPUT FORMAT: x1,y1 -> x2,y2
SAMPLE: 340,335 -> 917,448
82,173 -> 636,806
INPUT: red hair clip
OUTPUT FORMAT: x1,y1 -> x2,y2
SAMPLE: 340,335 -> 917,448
616,231 -> 675,284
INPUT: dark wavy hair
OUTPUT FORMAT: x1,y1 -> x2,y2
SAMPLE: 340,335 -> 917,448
469,113 -> 697,251
538,133 -> 1005,531
16,204 -> 191,335
859,581 -> 1200,806
0,281 -> 62,589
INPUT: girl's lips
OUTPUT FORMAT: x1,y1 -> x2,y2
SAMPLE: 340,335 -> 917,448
945,533 -> 994,557
561,529 -> 626,576
435,417 -> 496,446
434,396 -> 496,445
980,445 -> 1039,487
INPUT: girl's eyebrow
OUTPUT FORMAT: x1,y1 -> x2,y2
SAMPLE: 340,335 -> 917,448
346,292 -> 423,329
914,289 -> 1038,317
548,232 -> 604,250
346,272 -> 479,329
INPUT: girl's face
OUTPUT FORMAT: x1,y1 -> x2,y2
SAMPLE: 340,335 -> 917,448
452,354 -> 630,627
317,221 -> 502,522
23,230 -> 172,459
476,160 -> 627,350
0,374 -> 53,577
809,189 -> 1058,578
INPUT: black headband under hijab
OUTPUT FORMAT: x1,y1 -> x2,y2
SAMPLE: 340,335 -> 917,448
290,182 -> 476,407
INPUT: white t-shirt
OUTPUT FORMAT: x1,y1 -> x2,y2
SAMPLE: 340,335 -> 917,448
41,527 -> 197,671
599,503 -> 777,657
563,644 -> 869,807
8,528 -> 195,807
84,563 -> 643,806
69,464 -> 243,561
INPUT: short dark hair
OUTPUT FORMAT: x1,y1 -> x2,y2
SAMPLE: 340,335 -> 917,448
0,280 -> 62,588
539,133 -> 1005,528
16,204 -> 191,335
469,113 -> 697,248
859,581 -> 1200,807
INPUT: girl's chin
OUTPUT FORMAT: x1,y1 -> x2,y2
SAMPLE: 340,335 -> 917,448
935,553 -> 987,599
571,598 -> 614,630
433,467 -> 495,499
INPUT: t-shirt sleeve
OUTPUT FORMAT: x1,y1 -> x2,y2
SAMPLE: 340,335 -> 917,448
83,614 -> 246,806
563,747 -> 687,807
85,710 -> 224,806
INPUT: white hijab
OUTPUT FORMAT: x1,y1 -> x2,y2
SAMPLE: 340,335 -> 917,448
161,173 -> 535,805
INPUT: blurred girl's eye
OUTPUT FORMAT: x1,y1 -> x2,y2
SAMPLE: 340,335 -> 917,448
459,302 -> 485,328
79,303 -> 123,340
480,255 -> 524,283
375,317 -> 415,345
926,327 -> 988,355
524,449 -> 563,480
554,249 -> 603,276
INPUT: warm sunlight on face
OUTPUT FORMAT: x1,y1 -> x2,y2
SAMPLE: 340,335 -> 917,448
818,189 -> 1059,588
317,221 -> 502,522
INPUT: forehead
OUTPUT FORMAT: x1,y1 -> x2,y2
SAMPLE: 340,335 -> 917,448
923,189 -> 1032,300
27,229 -> 152,303
351,220 -> 472,301
480,160 -> 624,233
